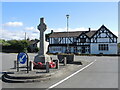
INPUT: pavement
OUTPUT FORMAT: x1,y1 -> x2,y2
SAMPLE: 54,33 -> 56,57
1,62 -> 85,83
1,52 -> 90,83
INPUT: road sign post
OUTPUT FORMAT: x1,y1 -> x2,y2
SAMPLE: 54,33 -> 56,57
17,52 -> 29,73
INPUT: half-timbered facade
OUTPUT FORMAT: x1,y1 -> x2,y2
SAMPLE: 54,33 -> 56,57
48,25 -> 118,54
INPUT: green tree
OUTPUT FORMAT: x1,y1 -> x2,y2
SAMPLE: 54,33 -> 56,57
0,39 -> 10,46
0,39 -> 5,43
118,43 -> 120,48
2,40 -> 30,53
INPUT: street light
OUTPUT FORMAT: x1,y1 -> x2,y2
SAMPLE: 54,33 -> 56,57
66,14 -> 69,53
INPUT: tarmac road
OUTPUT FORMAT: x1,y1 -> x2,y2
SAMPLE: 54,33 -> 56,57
1,53 -> 118,89
52,56 -> 118,88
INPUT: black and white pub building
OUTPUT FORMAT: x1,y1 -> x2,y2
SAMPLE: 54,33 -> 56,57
48,25 -> 118,54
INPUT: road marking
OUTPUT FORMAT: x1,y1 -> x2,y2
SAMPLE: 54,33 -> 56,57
47,59 -> 96,90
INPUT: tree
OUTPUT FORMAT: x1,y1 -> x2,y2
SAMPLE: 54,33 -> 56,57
2,40 -> 30,53
118,43 -> 120,48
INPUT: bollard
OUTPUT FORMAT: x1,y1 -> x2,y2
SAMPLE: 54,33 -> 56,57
14,61 -> 17,69
29,61 -> 33,71
64,57 -> 67,66
55,60 -> 59,69
17,60 -> 19,72
46,62 -> 49,73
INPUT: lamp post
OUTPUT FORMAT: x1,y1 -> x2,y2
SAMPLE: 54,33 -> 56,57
66,14 -> 69,53
25,32 -> 26,40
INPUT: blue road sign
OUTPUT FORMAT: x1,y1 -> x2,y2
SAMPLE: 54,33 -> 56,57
18,53 -> 27,64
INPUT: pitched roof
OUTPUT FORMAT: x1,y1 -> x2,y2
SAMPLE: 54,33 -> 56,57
49,30 -> 97,38
85,31 -> 97,37
49,31 -> 83,38
49,25 -> 118,38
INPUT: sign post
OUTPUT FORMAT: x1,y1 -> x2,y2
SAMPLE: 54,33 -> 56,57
17,52 -> 29,73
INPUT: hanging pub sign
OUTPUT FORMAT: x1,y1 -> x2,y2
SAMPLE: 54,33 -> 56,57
17,52 -> 29,73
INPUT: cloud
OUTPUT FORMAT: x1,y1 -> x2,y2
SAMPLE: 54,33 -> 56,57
48,27 -> 118,35
4,22 -> 23,27
1,27 -> 119,42
1,29 -> 39,40
24,26 -> 39,33
46,27 -> 94,33
24,27 -> 34,31
1,29 -> 24,40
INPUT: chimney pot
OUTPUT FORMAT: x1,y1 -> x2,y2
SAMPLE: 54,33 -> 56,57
51,30 -> 53,33
89,28 -> 91,32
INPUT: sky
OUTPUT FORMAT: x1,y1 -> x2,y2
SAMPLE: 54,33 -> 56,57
1,2 -> 119,41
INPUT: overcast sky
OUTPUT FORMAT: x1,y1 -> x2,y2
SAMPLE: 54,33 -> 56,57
1,2 -> 119,41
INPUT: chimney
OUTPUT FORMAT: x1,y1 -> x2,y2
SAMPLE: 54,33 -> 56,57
89,28 -> 91,32
51,30 -> 53,33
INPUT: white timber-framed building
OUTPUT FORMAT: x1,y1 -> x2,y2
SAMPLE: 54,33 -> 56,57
48,25 -> 118,54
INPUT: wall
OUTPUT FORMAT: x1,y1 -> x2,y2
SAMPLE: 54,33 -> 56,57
49,46 -> 75,53
90,43 -> 118,54
49,46 -> 63,53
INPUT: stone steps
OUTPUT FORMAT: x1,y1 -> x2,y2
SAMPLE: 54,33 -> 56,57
2,72 -> 51,83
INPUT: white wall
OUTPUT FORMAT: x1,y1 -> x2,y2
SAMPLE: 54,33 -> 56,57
49,46 -> 63,53
49,46 -> 75,53
108,43 -> 118,54
97,38 -> 109,42
90,43 -> 118,54
37,41 -> 49,54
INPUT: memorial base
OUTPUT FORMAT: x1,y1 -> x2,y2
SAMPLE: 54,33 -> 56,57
34,54 -> 51,63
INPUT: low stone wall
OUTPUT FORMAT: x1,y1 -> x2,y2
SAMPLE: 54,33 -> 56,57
48,53 -> 120,56
57,54 -> 74,64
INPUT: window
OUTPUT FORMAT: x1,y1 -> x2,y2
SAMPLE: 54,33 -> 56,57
52,47 -> 62,51
80,38 -> 86,43
74,38 -> 77,42
54,38 -> 59,44
99,44 -> 109,51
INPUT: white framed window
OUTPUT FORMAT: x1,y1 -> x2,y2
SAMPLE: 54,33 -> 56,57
99,44 -> 109,51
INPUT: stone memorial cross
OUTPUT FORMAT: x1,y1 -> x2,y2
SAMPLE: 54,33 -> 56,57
34,18 -> 51,63
38,18 -> 47,55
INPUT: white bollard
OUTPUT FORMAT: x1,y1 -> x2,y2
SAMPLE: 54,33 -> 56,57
64,57 -> 67,66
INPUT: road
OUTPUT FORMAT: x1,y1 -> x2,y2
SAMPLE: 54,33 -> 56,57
51,57 -> 118,88
1,53 -> 118,89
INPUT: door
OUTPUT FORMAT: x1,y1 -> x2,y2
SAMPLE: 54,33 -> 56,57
81,47 -> 85,53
